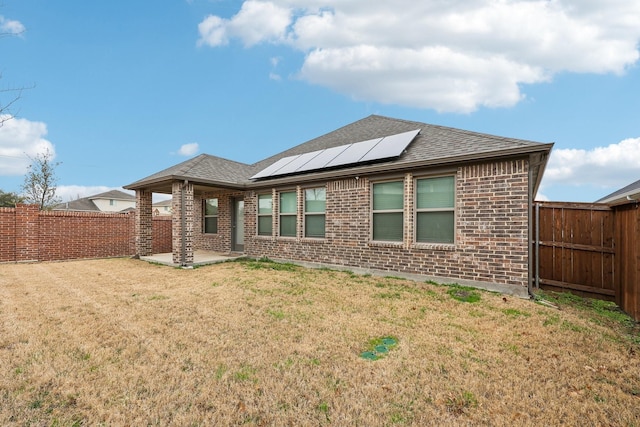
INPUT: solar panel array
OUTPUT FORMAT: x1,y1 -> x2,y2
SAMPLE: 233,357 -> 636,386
251,129 -> 420,180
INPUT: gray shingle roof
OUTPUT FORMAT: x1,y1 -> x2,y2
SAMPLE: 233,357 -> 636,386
126,115 -> 553,191
125,154 -> 253,189
246,115 -> 552,189
89,190 -> 135,201
53,198 -> 100,212
596,178 -> 640,205
153,199 -> 172,207
53,190 -> 135,212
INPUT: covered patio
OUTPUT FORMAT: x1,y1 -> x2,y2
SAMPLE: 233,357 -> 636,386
124,153 -> 255,267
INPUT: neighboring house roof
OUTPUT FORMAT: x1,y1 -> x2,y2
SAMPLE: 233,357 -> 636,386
125,115 -> 553,195
88,190 -> 136,202
53,190 -> 135,212
596,178 -> 640,205
153,199 -> 172,207
53,198 -> 102,212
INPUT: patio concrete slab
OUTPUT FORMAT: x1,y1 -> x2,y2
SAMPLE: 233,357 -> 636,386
140,250 -> 245,267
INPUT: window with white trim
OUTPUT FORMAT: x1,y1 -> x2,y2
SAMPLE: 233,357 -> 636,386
372,181 -> 404,241
416,176 -> 455,244
203,198 -> 218,234
304,188 -> 326,238
257,194 -> 273,236
279,191 -> 297,237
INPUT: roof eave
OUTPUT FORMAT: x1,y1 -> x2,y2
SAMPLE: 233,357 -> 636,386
124,174 -> 247,192
247,145 -> 554,188
597,189 -> 640,206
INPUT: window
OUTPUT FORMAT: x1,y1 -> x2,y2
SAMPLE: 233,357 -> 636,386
279,191 -> 297,237
372,181 -> 404,241
257,194 -> 273,236
109,199 -> 115,206
416,176 -> 455,244
304,188 -> 326,238
204,198 -> 218,234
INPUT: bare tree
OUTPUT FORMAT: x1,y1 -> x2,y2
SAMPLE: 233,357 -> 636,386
0,81 -> 23,126
0,15 -> 27,126
21,148 -> 62,210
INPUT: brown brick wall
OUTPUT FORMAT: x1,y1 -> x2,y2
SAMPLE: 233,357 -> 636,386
0,205 -> 172,263
194,190 -> 244,253
239,159 -> 530,289
38,210 -> 135,261
152,216 -> 172,254
135,190 -> 153,256
171,182 -> 195,264
0,207 -> 17,262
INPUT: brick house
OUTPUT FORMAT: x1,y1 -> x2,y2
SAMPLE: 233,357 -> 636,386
52,190 -> 136,213
125,115 -> 553,296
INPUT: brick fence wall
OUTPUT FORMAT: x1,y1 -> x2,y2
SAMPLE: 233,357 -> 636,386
0,204 -> 172,263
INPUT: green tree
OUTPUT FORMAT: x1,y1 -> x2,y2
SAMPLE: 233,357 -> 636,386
21,148 -> 61,210
0,189 -> 24,207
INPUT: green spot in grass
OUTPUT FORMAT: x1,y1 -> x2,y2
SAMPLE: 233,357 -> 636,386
375,292 -> 402,299
446,390 -> 478,414
502,308 -> 530,318
267,309 -> 285,320
447,286 -> 481,303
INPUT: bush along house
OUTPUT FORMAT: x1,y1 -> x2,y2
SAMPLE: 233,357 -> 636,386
125,115 -> 553,297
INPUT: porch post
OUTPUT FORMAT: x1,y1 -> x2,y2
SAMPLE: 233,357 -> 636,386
135,189 -> 153,256
172,180 -> 194,266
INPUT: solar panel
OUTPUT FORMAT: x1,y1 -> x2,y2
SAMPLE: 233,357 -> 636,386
359,129 -> 420,162
272,150 -> 323,175
250,155 -> 299,179
296,144 -> 350,172
324,137 -> 382,168
251,129 -> 420,179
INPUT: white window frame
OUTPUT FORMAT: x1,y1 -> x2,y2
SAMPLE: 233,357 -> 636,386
278,190 -> 297,238
415,175 -> 456,244
257,193 -> 273,236
304,187 -> 326,239
203,198 -> 219,234
371,180 -> 405,242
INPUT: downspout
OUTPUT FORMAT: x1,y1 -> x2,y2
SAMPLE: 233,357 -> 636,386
535,201 -> 540,290
527,156 -> 534,298
527,152 -> 551,298
181,179 -> 187,267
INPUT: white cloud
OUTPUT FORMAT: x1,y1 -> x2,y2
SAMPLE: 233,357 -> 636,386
197,0 -> 640,112
178,142 -> 199,156
198,1 -> 292,47
541,137 -> 640,191
0,115 -> 56,176
0,15 -> 25,35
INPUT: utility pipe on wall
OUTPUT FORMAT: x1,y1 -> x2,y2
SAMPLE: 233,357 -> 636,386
181,179 -> 187,267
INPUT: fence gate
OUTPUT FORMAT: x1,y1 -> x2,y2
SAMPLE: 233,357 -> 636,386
534,202 -> 616,300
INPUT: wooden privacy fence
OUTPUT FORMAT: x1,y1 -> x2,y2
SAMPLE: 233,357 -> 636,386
533,201 -> 640,321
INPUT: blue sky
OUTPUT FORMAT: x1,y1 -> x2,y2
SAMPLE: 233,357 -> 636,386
1,0 -> 639,203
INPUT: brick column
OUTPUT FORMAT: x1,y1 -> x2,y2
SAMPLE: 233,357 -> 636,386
15,204 -> 40,262
404,173 -> 413,249
135,189 -> 153,256
172,181 -> 194,266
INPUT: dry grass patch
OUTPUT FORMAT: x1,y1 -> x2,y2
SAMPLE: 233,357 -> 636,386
0,258 -> 639,426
